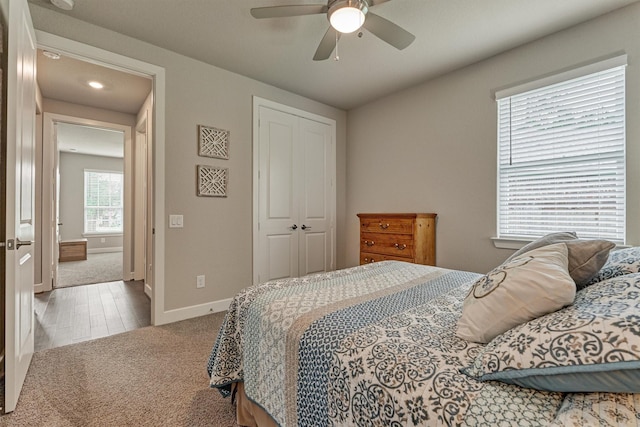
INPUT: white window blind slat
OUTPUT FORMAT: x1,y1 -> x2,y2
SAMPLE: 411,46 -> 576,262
497,63 -> 626,243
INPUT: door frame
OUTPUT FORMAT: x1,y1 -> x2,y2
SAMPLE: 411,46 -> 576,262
35,31 -> 168,325
252,96 -> 336,285
40,114 -> 133,292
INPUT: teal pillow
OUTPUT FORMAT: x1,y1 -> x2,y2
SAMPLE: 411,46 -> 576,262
461,273 -> 640,393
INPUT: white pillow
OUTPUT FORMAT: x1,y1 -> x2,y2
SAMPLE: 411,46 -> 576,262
456,243 -> 576,343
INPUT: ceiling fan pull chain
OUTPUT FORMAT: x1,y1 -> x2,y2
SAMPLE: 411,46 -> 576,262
334,31 -> 340,61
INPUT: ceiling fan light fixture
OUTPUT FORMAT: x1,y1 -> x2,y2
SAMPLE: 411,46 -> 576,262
329,0 -> 367,34
50,0 -> 74,11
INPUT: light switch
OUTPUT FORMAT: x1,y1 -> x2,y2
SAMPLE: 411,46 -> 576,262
169,214 -> 184,228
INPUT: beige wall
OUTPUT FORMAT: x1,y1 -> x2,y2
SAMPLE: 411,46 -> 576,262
30,5 -> 348,312
58,152 -> 124,251
346,3 -> 640,274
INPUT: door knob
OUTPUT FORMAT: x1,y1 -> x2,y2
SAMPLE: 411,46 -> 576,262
290,224 -> 298,230
301,225 -> 312,230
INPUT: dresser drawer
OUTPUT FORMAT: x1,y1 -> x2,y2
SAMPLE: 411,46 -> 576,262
359,217 -> 413,234
360,252 -> 412,264
358,213 -> 437,266
361,233 -> 414,258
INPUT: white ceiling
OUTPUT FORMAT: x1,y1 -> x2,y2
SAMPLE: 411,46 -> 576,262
28,0 -> 639,110
57,122 -> 124,158
37,49 -> 152,114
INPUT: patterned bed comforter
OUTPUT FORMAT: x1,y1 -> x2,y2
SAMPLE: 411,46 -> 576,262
207,261 -> 640,426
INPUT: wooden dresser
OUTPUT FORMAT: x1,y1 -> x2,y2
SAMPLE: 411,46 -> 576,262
357,213 -> 437,266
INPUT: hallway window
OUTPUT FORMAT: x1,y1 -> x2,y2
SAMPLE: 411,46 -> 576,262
84,169 -> 124,234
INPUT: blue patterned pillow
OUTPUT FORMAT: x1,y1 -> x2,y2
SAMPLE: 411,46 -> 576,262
586,246 -> 640,285
461,273 -> 640,393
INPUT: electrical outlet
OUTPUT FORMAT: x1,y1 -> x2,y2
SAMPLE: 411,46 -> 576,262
196,275 -> 205,288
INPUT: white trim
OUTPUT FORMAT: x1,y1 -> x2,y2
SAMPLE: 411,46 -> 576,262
494,53 -> 627,100
252,96 -> 337,285
491,237 -> 531,250
35,31 -> 167,326
42,113 -> 132,291
87,247 -> 123,254
159,298 -> 232,324
492,237 -> 631,251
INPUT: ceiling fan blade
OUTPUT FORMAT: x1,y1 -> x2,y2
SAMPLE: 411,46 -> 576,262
313,27 -> 340,61
250,4 -> 327,19
369,0 -> 391,6
362,12 -> 415,50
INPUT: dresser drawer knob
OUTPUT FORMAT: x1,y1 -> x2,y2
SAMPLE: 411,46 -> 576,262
379,223 -> 390,229
364,258 -> 376,263
364,240 -> 375,247
394,243 -> 407,250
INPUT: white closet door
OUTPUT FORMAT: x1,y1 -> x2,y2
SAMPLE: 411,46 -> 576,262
257,106 -> 300,282
298,118 -> 333,276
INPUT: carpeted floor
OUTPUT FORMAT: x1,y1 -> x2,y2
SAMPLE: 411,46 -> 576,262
57,252 -> 123,288
0,312 -> 239,426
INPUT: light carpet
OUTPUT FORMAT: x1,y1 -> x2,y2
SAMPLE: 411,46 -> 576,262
0,312 -> 239,426
57,252 -> 123,288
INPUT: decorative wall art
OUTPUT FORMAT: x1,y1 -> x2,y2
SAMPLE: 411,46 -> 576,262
197,165 -> 228,197
198,124 -> 230,159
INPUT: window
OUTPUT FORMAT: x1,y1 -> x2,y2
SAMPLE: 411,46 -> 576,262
496,57 -> 626,244
84,170 -> 124,234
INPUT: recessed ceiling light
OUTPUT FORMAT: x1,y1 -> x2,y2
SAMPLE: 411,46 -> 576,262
50,0 -> 74,10
42,50 -> 61,60
88,81 -> 104,89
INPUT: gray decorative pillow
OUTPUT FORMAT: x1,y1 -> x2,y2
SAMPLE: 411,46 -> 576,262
505,231 -> 578,262
505,232 -> 614,289
586,246 -> 640,286
461,273 -> 640,393
456,243 -> 576,344
564,239 -> 616,289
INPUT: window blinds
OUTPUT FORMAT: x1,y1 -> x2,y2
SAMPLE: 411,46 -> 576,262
84,170 -> 124,234
497,64 -> 626,243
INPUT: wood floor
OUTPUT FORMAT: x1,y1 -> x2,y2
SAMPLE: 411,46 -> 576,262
34,280 -> 151,352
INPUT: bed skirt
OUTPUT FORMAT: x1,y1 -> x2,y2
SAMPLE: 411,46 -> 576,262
234,382 -> 278,427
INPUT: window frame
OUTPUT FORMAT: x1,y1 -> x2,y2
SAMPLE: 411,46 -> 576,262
493,55 -> 627,248
83,168 -> 125,236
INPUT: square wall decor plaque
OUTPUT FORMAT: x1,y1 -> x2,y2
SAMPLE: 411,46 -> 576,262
198,124 -> 229,159
197,165 -> 228,197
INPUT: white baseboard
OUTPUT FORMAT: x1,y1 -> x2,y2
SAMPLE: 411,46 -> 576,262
144,282 -> 152,299
87,247 -> 123,254
154,298 -> 232,326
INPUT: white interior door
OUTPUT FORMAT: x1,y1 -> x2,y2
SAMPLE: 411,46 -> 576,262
257,106 -> 299,283
298,118 -> 333,275
3,0 -> 36,413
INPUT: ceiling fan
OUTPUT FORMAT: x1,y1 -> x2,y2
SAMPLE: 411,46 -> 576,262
250,0 -> 415,60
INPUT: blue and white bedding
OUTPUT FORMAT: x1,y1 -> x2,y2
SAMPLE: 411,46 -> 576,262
207,260 -> 640,426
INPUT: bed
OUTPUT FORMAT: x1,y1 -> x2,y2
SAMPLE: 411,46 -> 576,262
207,238 -> 640,426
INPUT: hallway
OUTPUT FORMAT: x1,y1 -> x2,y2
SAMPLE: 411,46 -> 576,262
34,280 -> 150,351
